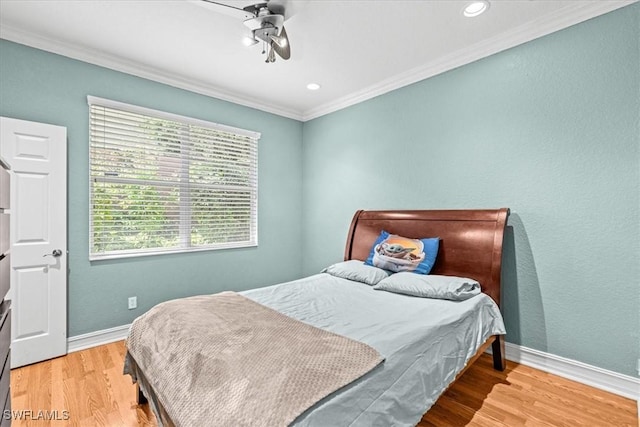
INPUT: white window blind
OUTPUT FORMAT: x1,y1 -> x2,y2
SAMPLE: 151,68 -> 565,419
88,96 -> 259,260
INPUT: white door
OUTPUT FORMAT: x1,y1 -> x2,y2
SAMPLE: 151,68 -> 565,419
0,117 -> 67,368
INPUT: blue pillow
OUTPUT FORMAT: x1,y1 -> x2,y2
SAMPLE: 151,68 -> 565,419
364,230 -> 439,275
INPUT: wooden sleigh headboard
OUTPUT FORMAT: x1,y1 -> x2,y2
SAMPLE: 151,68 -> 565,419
344,208 -> 510,307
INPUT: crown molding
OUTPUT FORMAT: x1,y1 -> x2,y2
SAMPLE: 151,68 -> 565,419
301,0 -> 637,121
0,24 -> 304,122
1,1 -> 636,122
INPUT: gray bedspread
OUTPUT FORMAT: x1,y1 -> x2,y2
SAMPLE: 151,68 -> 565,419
125,291 -> 383,427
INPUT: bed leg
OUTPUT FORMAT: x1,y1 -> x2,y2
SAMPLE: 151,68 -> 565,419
136,384 -> 148,405
492,336 -> 506,371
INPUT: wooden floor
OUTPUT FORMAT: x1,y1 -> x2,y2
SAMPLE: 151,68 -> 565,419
9,340 -> 638,426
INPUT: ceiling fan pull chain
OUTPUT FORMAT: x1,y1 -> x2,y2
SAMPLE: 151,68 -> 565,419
267,43 -> 276,63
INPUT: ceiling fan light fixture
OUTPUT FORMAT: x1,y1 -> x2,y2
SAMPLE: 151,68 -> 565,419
242,35 -> 258,46
205,0 -> 292,63
463,0 -> 490,17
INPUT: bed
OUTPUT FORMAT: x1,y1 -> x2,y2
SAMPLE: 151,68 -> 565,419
124,208 -> 510,426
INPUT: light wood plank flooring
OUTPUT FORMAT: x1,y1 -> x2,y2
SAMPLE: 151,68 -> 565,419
9,340 -> 638,426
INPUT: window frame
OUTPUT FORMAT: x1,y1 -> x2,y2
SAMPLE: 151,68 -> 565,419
87,96 -> 260,261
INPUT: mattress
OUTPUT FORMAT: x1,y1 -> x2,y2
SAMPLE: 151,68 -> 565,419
128,271 -> 506,426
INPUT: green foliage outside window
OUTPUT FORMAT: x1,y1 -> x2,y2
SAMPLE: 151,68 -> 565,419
90,103 -> 257,259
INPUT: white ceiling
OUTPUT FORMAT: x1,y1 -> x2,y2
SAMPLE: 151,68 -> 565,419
0,0 -> 635,121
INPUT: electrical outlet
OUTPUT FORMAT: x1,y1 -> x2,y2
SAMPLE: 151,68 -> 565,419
128,296 -> 137,310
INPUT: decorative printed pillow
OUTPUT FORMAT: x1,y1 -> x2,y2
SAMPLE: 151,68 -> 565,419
364,231 -> 439,275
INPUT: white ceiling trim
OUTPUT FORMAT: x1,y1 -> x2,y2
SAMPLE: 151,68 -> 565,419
0,24 -> 304,121
301,0 -> 636,121
1,0 -> 635,123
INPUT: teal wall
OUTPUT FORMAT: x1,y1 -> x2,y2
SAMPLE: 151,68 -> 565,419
0,39 -> 304,337
302,4 -> 639,377
1,4 -> 638,378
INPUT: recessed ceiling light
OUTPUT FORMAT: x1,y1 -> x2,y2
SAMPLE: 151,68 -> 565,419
463,0 -> 490,17
306,83 -> 321,91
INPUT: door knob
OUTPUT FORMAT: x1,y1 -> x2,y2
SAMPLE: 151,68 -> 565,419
43,249 -> 63,258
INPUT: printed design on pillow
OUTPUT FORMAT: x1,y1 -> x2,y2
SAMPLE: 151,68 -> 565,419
366,231 -> 439,275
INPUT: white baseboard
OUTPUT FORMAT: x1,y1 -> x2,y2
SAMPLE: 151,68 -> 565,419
67,324 -> 131,353
494,342 -> 640,402
67,326 -> 639,403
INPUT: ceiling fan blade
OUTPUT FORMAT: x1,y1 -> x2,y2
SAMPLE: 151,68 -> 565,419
270,26 -> 290,60
242,2 -> 268,16
199,0 -> 256,20
266,0 -> 286,17
267,0 -> 306,21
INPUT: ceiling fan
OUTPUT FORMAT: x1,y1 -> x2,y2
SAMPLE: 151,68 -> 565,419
201,0 -> 293,63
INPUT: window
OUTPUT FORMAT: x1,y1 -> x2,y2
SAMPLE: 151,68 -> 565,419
88,96 -> 259,260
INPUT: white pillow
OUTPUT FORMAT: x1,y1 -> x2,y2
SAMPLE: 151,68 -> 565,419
373,272 -> 481,300
322,260 -> 391,286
